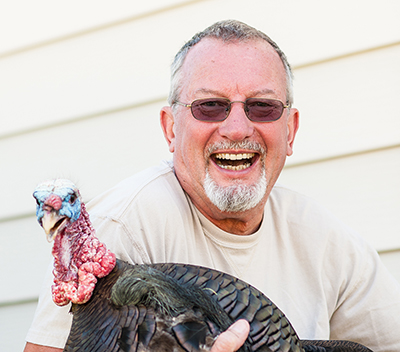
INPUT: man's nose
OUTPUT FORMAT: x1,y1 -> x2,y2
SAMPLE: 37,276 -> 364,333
218,102 -> 254,141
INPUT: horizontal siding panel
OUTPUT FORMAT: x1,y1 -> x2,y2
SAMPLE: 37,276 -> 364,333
0,22 -> 173,137
215,0 -> 400,66
287,44 -> 400,165
0,0 -> 197,54
0,301 -> 38,351
379,250 -> 400,284
0,216 -> 51,302
2,1 -> 400,138
2,0 -> 399,61
278,146 -> 400,251
0,101 -> 171,220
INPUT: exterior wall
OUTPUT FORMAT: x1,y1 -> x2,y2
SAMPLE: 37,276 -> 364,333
1,1 -> 399,350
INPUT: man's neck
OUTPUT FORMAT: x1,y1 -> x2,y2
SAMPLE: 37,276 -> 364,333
193,200 -> 266,236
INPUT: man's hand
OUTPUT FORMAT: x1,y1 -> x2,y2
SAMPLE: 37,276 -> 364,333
211,319 -> 250,352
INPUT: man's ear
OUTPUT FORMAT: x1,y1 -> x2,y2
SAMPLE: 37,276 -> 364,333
286,108 -> 299,157
160,106 -> 176,153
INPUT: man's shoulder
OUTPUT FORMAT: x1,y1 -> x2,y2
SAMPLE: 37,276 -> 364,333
269,183 -> 322,210
269,183 -> 357,238
87,160 -> 185,218
269,183 -> 373,264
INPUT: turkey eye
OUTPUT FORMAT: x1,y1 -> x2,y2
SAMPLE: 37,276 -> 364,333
69,194 -> 77,204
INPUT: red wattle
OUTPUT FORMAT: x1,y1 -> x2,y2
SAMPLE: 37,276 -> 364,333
51,202 -> 116,305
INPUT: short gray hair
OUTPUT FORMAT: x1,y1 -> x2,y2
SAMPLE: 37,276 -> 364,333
168,20 -> 294,107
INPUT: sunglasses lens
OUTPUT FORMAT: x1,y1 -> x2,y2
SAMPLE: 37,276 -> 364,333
189,98 -> 285,122
191,99 -> 230,121
246,98 -> 284,122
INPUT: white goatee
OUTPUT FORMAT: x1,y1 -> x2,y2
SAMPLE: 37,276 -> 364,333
203,141 -> 267,213
203,168 -> 267,213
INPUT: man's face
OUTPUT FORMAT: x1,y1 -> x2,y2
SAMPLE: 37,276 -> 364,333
161,38 -> 299,223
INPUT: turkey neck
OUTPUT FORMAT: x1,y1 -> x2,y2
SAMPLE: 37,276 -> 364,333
52,203 -> 95,282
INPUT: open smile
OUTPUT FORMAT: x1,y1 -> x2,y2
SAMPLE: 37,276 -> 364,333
211,152 -> 257,171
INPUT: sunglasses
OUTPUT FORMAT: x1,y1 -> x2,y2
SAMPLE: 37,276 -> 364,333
173,97 -> 289,122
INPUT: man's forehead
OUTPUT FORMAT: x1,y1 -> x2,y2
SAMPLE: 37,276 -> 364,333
179,38 -> 287,99
185,37 -> 280,59
181,37 -> 284,78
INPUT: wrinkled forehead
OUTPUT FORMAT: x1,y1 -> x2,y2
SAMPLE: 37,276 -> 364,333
179,38 -> 287,99
183,37 -> 285,69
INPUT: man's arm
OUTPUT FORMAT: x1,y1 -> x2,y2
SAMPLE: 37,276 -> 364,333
23,342 -> 62,352
23,320 -> 250,352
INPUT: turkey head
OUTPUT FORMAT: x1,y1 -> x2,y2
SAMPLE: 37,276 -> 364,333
33,179 -> 116,306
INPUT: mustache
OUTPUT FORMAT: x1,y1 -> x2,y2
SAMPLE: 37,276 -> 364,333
205,140 -> 266,159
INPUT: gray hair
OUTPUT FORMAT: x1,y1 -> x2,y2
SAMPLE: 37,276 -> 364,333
168,20 -> 294,108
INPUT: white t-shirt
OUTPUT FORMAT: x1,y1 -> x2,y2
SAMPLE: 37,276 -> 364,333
26,161 -> 400,351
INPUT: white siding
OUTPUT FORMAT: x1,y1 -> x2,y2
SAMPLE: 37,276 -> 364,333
0,0 -> 200,54
1,101 -> 171,219
289,44 -> 400,165
380,250 -> 400,283
1,0 -> 399,350
0,217 -> 51,303
278,146 -> 400,251
0,301 -> 38,352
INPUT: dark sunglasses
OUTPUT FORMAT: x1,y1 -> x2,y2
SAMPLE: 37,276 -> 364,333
173,97 -> 289,122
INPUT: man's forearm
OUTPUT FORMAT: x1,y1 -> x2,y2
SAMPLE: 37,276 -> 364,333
23,342 -> 63,352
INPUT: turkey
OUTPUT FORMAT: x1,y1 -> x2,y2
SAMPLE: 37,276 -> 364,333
33,179 -> 373,352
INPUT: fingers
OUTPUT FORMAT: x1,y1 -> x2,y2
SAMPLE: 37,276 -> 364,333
211,319 -> 250,352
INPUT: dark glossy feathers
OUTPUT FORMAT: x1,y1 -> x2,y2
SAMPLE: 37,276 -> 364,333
64,260 -> 373,352
301,340 -> 373,352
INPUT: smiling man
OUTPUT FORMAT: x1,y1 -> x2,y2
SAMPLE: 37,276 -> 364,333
25,20 -> 400,352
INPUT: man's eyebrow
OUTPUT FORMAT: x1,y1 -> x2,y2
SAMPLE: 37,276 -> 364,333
248,88 -> 277,97
192,88 -> 223,96
192,88 -> 278,97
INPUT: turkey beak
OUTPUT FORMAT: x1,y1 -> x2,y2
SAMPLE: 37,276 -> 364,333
41,211 -> 68,242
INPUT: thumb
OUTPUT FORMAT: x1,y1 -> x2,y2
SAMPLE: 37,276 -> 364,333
211,319 -> 250,352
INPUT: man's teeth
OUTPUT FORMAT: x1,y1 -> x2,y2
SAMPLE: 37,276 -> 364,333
214,153 -> 254,160
219,163 -> 251,171
214,153 -> 255,171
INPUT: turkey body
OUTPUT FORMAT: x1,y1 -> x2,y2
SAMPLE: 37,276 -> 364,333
64,261 -> 372,352
65,260 -> 300,352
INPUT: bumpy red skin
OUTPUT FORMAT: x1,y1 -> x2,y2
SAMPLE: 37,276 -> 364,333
51,203 -> 116,306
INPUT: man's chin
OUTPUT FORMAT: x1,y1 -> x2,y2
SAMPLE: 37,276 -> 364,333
203,169 -> 267,213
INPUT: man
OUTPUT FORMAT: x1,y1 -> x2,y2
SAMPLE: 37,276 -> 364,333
25,20 -> 400,351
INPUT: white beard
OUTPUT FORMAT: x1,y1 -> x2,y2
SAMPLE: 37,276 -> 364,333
203,167 -> 267,213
